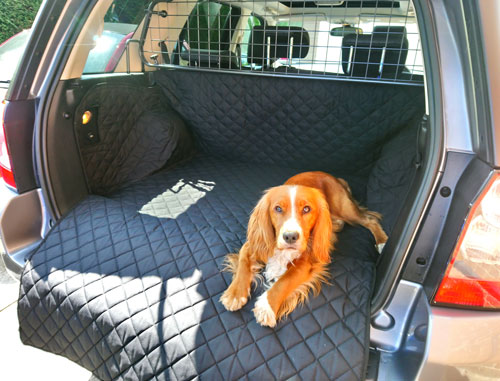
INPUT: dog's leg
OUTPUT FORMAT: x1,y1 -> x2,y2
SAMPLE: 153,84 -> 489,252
326,178 -> 388,245
339,203 -> 388,244
358,208 -> 388,244
253,258 -> 325,327
220,243 -> 256,311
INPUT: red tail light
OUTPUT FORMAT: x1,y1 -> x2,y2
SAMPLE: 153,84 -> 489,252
0,100 -> 16,189
434,172 -> 500,308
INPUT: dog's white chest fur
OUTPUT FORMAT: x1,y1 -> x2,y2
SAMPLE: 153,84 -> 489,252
264,248 -> 301,284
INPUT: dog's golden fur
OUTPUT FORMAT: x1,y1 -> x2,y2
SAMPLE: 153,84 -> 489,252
220,171 -> 387,327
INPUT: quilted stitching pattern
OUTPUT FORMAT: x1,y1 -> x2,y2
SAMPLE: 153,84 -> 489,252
110,156 -> 369,232
20,70 -> 425,379
156,70 -> 425,173
367,118 -> 421,235
76,84 -> 186,195
19,157 -> 376,380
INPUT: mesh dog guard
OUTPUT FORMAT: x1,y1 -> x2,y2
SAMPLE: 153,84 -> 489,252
138,0 -> 424,84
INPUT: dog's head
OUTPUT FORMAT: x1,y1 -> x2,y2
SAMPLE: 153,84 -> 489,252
247,185 -> 333,263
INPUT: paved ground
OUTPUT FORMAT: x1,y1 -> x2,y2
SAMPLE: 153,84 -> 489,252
0,254 -> 92,380
0,185 -> 91,380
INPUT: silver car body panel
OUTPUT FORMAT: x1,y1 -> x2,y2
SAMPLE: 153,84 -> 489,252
0,189 -> 51,275
371,280 -> 430,380
371,281 -> 426,352
373,0 -> 498,377
413,0 -> 500,377
428,1 -> 472,154
418,307 -> 500,380
478,0 -> 500,165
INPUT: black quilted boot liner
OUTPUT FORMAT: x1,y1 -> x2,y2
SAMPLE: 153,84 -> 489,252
75,83 -> 191,195
18,156 -> 378,380
154,70 -> 425,172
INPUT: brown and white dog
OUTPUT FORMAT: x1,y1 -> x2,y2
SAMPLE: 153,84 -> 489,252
220,171 -> 387,327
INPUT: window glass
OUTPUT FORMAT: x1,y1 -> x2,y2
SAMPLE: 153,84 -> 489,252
82,0 -> 148,74
240,16 -> 261,67
276,21 -> 303,27
139,0 -> 423,83
0,29 -> 32,85
238,16 -> 422,78
179,1 -> 241,53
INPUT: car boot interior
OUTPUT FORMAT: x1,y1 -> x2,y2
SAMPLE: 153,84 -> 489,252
17,1 -> 428,379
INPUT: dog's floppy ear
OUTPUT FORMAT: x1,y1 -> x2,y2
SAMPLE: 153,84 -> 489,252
311,195 -> 333,264
246,189 -> 275,261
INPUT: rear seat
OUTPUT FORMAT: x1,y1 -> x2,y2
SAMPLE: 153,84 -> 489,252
246,24 -> 421,82
342,26 -> 411,79
248,25 -> 310,68
180,49 -> 240,69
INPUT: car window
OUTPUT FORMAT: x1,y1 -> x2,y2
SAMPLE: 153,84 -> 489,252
0,29 -> 32,86
179,1 -> 241,51
140,0 -> 423,84
240,15 -> 262,67
175,1 -> 241,66
82,0 -> 149,74
238,15 -> 422,78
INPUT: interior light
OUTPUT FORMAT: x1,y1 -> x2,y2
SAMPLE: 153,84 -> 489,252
82,111 -> 92,125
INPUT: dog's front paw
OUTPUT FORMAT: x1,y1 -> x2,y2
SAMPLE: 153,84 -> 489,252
220,286 -> 248,311
253,292 -> 277,327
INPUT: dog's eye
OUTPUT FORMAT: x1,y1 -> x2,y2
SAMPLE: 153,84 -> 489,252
274,205 -> 283,213
303,206 -> 311,214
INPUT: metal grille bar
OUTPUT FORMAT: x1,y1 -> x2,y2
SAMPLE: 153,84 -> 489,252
140,0 -> 424,85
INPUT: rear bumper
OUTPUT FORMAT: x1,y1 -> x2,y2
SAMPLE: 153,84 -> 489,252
419,306 -> 500,379
0,180 -> 18,279
0,188 -> 50,278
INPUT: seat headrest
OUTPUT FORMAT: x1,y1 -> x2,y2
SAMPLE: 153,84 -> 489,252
372,25 -> 407,37
248,25 -> 310,66
341,26 -> 409,78
180,49 -> 239,69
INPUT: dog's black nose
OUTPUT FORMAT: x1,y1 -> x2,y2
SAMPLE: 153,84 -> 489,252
283,231 -> 299,244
